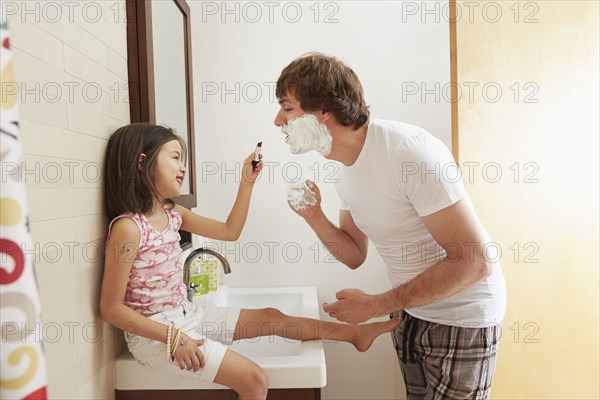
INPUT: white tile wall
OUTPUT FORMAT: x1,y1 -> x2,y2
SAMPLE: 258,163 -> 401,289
21,120 -> 107,161
7,1 -> 130,398
8,17 -> 64,68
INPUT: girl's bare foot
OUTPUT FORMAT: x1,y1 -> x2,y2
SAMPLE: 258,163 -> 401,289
352,318 -> 402,352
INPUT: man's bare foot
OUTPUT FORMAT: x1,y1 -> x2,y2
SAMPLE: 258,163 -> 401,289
352,318 -> 402,352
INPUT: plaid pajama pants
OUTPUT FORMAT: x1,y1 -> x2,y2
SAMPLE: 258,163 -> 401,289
390,311 -> 502,400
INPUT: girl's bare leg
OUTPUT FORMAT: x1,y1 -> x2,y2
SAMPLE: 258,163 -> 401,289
233,308 -> 401,352
213,349 -> 268,400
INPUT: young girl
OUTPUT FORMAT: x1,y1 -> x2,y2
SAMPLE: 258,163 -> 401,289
99,123 -> 400,399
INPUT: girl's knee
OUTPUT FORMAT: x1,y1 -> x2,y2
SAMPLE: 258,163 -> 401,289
241,366 -> 269,398
216,350 -> 269,398
252,367 -> 269,392
263,307 -> 284,320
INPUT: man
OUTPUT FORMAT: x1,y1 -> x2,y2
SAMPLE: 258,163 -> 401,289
274,52 -> 506,399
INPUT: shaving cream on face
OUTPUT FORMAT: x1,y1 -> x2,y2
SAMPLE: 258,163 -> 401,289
281,114 -> 333,156
287,180 -> 317,210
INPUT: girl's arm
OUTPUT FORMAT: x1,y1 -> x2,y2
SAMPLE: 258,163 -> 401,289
177,152 -> 263,241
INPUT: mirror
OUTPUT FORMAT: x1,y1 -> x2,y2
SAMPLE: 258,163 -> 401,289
151,0 -> 190,195
126,0 -> 196,248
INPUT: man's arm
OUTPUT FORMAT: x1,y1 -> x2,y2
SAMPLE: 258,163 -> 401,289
307,209 -> 368,269
290,181 -> 368,269
323,197 -> 494,323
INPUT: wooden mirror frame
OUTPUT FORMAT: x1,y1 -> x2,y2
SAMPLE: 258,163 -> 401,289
449,0 -> 459,162
126,0 -> 195,249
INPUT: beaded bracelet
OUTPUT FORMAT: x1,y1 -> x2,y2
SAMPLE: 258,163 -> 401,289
170,328 -> 181,359
166,322 -> 174,361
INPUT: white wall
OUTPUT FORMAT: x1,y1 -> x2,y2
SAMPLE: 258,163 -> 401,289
190,1 -> 451,399
5,1 -> 130,398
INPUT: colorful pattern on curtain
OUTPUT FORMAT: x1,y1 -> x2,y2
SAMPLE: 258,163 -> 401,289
0,21 -> 48,400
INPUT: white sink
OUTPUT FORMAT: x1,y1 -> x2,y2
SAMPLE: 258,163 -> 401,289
215,290 -> 305,357
115,286 -> 326,390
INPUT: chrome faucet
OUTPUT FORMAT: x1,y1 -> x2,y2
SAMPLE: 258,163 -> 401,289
183,247 -> 231,301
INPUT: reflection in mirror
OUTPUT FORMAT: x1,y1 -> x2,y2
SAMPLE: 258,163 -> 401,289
151,0 -> 190,195
126,0 -> 196,249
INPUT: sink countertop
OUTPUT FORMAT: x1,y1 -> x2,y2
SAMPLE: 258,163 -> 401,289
115,285 -> 326,390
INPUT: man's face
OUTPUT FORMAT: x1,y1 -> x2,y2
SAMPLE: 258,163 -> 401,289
274,92 -> 305,131
274,92 -> 333,156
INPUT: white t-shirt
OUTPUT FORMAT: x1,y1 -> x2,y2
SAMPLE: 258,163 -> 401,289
336,119 -> 506,326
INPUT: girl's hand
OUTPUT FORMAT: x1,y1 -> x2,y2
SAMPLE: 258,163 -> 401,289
241,152 -> 263,184
173,332 -> 206,372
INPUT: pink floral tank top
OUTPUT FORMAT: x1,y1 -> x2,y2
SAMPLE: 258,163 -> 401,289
108,207 -> 187,315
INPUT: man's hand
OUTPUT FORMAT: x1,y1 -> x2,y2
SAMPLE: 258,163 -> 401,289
288,180 -> 324,223
322,288 -> 381,324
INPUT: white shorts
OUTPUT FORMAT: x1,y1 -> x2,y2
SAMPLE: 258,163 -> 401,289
125,301 -> 241,383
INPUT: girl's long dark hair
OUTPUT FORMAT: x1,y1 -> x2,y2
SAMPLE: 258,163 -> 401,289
103,123 -> 186,221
